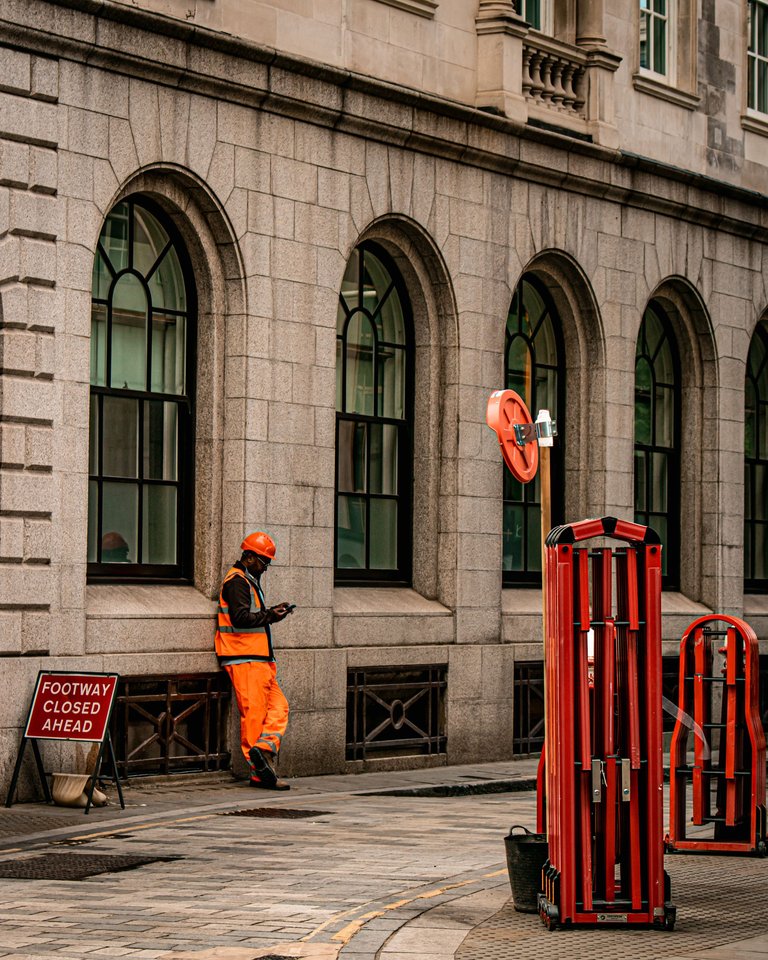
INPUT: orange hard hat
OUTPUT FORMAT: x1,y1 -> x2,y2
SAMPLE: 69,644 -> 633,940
240,531 -> 276,559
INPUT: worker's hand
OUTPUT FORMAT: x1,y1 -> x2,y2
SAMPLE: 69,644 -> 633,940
269,602 -> 295,622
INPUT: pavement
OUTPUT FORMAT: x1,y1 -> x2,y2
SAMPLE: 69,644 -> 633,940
0,759 -> 765,960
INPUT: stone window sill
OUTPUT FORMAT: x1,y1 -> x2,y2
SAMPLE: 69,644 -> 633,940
502,588 -> 543,616
743,594 -> 768,616
501,589 -> 710,618
86,584 -> 216,619
374,0 -> 438,17
333,587 -> 451,617
632,73 -> 700,110
742,112 -> 768,137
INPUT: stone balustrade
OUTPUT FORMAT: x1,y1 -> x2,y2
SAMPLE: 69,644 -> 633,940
522,33 -> 588,119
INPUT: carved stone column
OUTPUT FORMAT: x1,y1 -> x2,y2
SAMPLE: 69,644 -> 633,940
576,0 -> 607,47
475,0 -> 530,122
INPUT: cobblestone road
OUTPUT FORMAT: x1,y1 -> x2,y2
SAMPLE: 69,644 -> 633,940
0,762 -> 765,960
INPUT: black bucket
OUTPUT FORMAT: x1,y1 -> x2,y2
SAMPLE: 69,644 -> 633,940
503,825 -> 547,913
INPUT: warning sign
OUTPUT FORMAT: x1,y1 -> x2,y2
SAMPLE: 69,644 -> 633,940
24,672 -> 118,742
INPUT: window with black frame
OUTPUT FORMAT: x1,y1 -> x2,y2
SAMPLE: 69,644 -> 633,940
634,302 -> 680,588
744,319 -> 768,590
335,244 -> 413,584
88,197 -> 194,581
503,276 -> 564,584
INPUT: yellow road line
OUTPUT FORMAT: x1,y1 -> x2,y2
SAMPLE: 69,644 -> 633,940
300,868 -> 506,945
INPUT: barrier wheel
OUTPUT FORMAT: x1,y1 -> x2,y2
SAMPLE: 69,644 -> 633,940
486,389 -> 538,484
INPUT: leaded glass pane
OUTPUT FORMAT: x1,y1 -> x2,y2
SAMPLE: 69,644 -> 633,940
100,202 -> 129,274
337,420 -> 366,493
503,502 -> 524,572
92,249 -> 112,301
506,336 -> 532,400
111,273 -> 147,390
634,358 -> 652,446
148,245 -> 186,313
151,312 -> 186,395
634,450 -> 647,512
133,206 -> 168,276
755,464 -> 768,521
90,304 -> 107,386
370,499 -> 397,569
526,505 -> 542,571
336,338 -> 343,410
142,486 -> 177,564
101,481 -> 138,563
345,313 -> 375,416
103,397 -> 138,478
755,523 -> 767,580
651,451 -> 668,511
655,384 -> 675,447
760,401 -> 768,460
377,344 -> 405,418
340,255 -> 360,316
143,401 -> 178,481
87,481 -> 98,563
376,285 -> 405,345
370,424 -> 398,495
654,338 -> 675,384
337,495 -> 366,568
89,397 -> 99,475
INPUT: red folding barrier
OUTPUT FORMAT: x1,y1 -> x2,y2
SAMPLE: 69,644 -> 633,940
538,517 -> 675,930
666,615 -> 767,856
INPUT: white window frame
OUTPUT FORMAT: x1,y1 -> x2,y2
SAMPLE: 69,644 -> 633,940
519,0 -> 553,35
638,0 -> 676,85
748,0 -> 768,116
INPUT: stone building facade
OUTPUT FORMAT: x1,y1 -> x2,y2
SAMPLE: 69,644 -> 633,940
0,0 -> 767,789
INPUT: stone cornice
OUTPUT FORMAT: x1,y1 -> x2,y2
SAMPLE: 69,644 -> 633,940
1,0 -> 767,242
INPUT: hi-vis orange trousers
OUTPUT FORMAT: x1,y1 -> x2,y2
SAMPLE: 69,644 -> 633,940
224,662 -> 289,779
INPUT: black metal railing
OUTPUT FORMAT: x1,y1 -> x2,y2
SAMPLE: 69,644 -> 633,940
110,673 -> 230,777
346,665 -> 447,761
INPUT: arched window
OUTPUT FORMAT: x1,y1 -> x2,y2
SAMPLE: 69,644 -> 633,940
503,276 -> 564,583
88,197 -> 195,580
745,319 -> 768,589
335,243 -> 413,584
634,302 -> 680,587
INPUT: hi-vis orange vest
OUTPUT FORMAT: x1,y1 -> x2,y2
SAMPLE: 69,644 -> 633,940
215,567 -> 274,661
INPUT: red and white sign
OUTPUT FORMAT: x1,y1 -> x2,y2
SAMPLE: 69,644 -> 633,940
24,672 -> 119,742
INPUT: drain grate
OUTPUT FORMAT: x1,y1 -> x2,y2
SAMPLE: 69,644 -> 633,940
222,808 -> 331,819
0,853 -> 179,881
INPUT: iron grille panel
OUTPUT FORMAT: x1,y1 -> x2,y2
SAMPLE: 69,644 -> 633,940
109,673 -> 230,777
513,661 -> 544,756
346,664 -> 447,761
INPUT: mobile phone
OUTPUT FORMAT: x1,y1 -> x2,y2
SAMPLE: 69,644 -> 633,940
285,603 -> 296,612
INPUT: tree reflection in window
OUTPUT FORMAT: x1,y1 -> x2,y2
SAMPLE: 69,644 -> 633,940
503,277 -> 564,583
88,197 -> 194,580
335,244 -> 412,583
634,302 -> 680,586
745,319 -> 768,588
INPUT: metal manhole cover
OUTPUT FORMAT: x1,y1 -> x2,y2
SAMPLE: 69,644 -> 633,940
0,853 -> 180,881
222,808 -> 331,819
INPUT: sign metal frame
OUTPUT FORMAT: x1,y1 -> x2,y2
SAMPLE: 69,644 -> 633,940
5,670 -> 125,815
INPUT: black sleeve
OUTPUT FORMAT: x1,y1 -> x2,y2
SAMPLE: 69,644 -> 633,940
222,577 -> 273,628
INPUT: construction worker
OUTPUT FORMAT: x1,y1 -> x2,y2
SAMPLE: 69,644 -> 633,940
216,532 -> 294,789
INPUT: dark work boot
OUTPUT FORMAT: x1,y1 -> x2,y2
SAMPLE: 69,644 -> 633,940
249,746 -> 277,788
